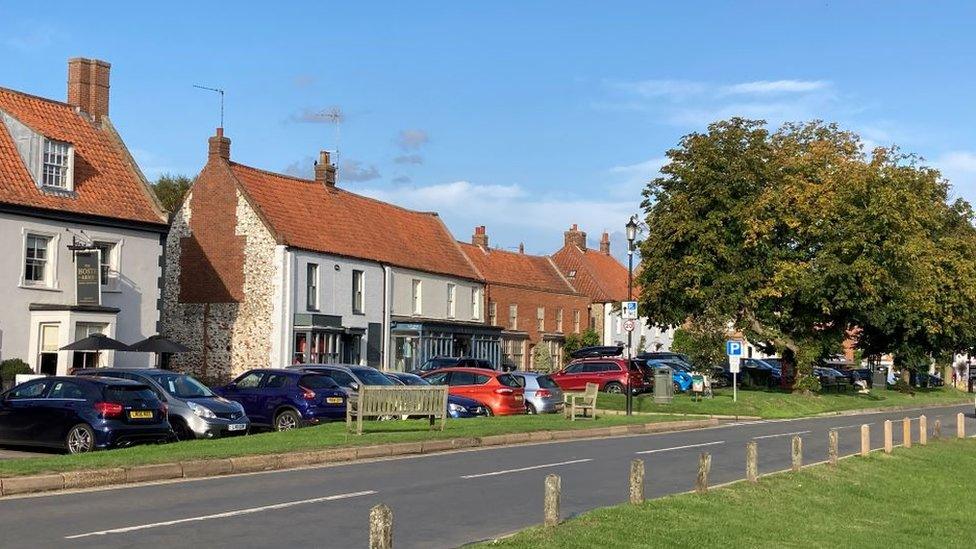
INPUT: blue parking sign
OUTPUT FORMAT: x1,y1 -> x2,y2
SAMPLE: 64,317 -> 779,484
726,340 -> 743,357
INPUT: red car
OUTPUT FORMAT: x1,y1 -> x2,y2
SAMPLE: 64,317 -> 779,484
550,357 -> 651,394
421,367 -> 526,415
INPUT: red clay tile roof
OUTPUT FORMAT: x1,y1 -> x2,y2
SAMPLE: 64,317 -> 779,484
458,242 -> 577,294
0,86 -> 165,225
229,162 -> 482,280
551,244 -> 631,303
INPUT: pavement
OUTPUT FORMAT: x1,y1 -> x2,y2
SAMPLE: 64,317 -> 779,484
0,403 -> 973,549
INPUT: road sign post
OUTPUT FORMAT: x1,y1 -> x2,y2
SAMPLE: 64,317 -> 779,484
726,340 -> 743,403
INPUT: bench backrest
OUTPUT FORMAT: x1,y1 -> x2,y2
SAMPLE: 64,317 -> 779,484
356,385 -> 449,417
583,382 -> 599,401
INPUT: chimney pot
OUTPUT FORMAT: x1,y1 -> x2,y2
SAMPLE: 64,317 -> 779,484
600,232 -> 611,255
564,224 -> 587,251
315,150 -> 337,187
208,128 -> 231,160
472,225 -> 489,248
518,242 -> 525,254
67,57 -> 111,123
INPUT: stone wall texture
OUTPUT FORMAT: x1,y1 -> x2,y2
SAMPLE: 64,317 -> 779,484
161,163 -> 277,383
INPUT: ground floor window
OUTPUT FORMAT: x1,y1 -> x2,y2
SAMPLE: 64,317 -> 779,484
546,339 -> 564,367
394,335 -> 419,371
293,330 -> 342,364
38,323 -> 60,375
502,338 -> 525,370
71,322 -> 108,369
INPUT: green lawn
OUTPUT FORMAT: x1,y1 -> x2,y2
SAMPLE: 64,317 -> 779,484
598,387 -> 972,419
0,413 -> 682,478
483,438 -> 976,548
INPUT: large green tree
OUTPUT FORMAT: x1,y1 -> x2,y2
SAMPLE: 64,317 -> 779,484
151,174 -> 193,213
636,118 -> 976,391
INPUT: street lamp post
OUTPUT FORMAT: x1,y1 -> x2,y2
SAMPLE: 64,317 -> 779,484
625,216 -> 639,416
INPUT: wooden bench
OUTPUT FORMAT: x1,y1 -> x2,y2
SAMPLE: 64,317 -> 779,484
564,382 -> 598,421
346,385 -> 450,435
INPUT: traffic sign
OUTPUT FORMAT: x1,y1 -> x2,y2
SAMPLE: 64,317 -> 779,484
726,340 -> 744,357
623,319 -> 636,332
621,301 -> 638,320
728,356 -> 741,373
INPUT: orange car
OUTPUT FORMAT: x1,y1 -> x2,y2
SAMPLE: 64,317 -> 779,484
420,367 -> 526,416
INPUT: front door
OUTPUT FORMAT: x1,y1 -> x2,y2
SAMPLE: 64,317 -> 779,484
225,372 -> 266,423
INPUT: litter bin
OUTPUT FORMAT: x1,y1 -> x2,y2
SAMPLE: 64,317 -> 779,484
654,366 -> 674,404
872,366 -> 887,389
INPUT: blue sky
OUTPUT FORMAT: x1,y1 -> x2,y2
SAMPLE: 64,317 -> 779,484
3,1 -> 975,260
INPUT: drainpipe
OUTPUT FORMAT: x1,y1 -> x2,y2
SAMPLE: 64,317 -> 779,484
382,264 -> 392,370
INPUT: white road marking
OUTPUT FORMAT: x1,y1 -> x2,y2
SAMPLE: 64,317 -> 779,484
64,490 -> 377,539
635,441 -> 725,454
461,458 -> 593,479
752,430 -> 811,440
834,423 -> 874,430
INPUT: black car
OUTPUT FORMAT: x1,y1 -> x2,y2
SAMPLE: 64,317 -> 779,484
412,356 -> 497,374
0,376 -> 172,453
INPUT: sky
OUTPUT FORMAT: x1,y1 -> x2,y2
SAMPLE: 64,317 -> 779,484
2,1 -> 975,261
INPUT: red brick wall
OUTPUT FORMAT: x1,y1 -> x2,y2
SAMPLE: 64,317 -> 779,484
486,284 -> 591,343
178,160 -> 246,303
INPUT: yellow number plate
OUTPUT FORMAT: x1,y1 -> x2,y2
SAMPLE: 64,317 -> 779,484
326,397 -> 344,404
129,410 -> 153,419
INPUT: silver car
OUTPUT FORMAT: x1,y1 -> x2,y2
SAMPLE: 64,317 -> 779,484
511,372 -> 564,414
75,368 -> 250,440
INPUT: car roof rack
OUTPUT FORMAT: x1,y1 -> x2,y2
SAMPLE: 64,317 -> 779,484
570,345 -> 624,359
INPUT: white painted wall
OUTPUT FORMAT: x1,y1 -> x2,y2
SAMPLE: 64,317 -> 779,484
389,267 -> 484,322
0,211 -> 162,371
600,303 -> 673,355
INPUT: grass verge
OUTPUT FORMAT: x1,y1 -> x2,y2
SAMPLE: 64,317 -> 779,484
599,387 -> 972,419
483,438 -> 976,548
0,413 -> 683,478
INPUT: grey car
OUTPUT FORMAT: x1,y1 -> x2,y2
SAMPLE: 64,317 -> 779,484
75,368 -> 249,440
511,372 -> 564,414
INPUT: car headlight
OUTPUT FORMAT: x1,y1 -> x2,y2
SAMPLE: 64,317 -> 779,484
188,401 -> 217,419
448,403 -> 467,413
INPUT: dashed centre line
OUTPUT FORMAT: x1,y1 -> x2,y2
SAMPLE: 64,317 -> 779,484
635,441 -> 725,454
752,430 -> 811,440
461,458 -> 593,479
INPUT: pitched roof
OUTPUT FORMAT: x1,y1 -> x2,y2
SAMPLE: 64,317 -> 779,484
228,163 -> 482,280
457,242 -> 577,294
0,86 -> 165,226
551,244 -> 631,303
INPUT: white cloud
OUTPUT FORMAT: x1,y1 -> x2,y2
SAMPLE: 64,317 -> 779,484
396,129 -> 429,150
934,151 -> 976,198
610,79 -> 707,99
721,80 -> 830,95
608,157 -> 667,199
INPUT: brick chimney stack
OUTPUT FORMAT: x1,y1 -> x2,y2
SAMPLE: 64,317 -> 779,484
564,224 -> 587,251
67,58 -> 111,123
315,150 -> 337,187
208,128 -> 231,160
472,226 -> 489,248
600,232 -> 611,255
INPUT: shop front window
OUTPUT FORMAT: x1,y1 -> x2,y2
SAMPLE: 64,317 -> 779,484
394,335 -> 419,372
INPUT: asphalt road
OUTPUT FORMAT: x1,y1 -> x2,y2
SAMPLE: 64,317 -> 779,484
0,403 -> 973,549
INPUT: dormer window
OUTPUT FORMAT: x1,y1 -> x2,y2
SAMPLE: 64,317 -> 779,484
42,139 -> 73,190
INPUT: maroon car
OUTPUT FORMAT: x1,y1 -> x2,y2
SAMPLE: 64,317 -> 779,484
550,357 -> 651,394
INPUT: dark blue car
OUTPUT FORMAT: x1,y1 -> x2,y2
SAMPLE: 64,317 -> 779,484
214,369 -> 346,431
0,376 -> 172,454
383,372 -> 490,418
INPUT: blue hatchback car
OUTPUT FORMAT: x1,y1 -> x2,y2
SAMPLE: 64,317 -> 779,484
214,369 -> 347,431
0,376 -> 172,454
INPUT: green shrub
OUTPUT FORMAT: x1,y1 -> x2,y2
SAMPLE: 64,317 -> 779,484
792,373 -> 822,394
0,358 -> 32,383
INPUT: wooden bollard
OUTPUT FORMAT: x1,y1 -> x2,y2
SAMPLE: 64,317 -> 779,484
958,412 -> 966,439
919,415 -> 927,446
827,429 -> 838,467
369,504 -> 393,549
860,424 -> 870,456
791,435 -> 803,471
544,474 -> 561,528
883,420 -> 893,454
629,459 -> 645,504
746,441 -> 758,482
695,453 -> 711,494
934,418 -> 942,440
903,417 -> 912,448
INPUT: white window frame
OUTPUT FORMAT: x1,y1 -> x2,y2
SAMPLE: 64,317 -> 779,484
352,269 -> 365,315
21,230 -> 59,290
306,263 -> 319,311
556,308 -> 564,333
488,300 -> 497,325
446,283 -> 456,319
537,307 -> 545,332
574,309 -> 581,333
92,239 -> 122,291
41,139 -> 74,191
509,304 -> 518,330
471,288 -> 481,320
411,279 -> 422,316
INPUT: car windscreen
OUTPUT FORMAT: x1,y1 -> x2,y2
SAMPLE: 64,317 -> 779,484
395,374 -> 430,386
536,375 -> 559,389
299,375 -> 339,389
103,385 -> 159,405
496,374 -> 521,388
352,369 -> 397,386
149,373 -> 215,398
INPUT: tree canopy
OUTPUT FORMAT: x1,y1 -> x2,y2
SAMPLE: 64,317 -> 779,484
151,174 -> 193,213
636,118 -> 976,389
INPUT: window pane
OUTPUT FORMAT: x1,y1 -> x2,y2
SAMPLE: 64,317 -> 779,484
236,372 -> 264,388
450,371 -> 476,385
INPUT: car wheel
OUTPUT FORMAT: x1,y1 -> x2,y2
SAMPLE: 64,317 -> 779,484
673,381 -> 682,393
66,424 -> 95,454
274,409 -> 302,431
604,382 -> 624,394
525,402 -> 538,415
171,418 -> 195,441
